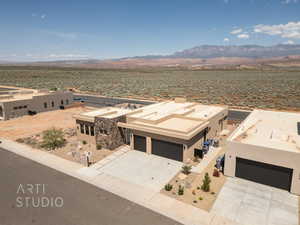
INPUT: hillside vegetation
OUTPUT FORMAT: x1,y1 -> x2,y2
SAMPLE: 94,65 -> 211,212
0,66 -> 299,111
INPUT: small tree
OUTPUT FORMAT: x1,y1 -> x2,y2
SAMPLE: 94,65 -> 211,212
178,185 -> 184,195
181,164 -> 192,175
201,173 -> 211,192
164,184 -> 173,191
40,128 -> 66,150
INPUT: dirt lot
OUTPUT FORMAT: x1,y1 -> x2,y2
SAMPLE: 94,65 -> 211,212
0,106 -> 92,140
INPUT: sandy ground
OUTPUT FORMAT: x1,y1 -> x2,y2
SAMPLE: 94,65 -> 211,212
161,148 -> 226,212
0,106 -> 93,140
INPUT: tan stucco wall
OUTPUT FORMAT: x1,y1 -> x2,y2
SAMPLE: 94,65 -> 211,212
224,141 -> 300,195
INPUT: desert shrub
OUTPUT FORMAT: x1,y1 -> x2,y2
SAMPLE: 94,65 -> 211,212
201,173 -> 211,192
16,138 -> 24,143
197,186 -> 200,190
96,144 -> 102,150
193,200 -> 197,203
164,184 -> 173,191
198,197 -> 203,201
40,128 -> 66,150
211,192 -> 215,195
181,164 -> 192,175
178,185 -> 184,195
192,190 -> 196,195
82,140 -> 87,145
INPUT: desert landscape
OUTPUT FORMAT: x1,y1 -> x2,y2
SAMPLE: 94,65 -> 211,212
0,65 -> 299,111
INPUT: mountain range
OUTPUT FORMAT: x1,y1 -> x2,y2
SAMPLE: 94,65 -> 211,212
6,44 -> 300,69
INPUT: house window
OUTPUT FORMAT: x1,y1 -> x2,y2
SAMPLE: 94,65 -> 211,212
80,124 -> 84,134
44,102 -> 47,108
51,101 -> 54,107
0,106 -> 3,117
85,125 -> 90,135
13,106 -> 18,110
61,100 -> 64,105
24,105 -> 27,109
90,126 -> 94,136
66,99 -> 69,105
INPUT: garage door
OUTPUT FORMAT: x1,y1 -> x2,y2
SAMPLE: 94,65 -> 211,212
151,139 -> 183,161
133,135 -> 146,152
236,157 -> 293,191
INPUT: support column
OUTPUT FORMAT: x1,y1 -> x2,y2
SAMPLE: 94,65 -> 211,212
146,137 -> 152,154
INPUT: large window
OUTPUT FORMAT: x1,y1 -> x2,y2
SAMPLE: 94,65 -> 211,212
44,102 -> 47,108
80,124 -> 84,134
90,126 -> 94,136
51,101 -> 54,107
85,125 -> 90,135
61,100 -> 64,105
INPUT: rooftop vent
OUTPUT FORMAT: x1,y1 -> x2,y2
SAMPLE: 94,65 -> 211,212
298,122 -> 300,135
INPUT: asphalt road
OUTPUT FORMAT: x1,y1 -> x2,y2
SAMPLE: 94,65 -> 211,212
0,148 -> 181,225
74,94 -> 251,121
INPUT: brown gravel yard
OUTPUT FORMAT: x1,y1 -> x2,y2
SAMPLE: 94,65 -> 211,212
161,125 -> 237,212
161,148 -> 227,211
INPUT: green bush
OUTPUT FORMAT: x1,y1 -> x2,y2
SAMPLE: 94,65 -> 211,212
96,144 -> 102,150
201,173 -> 211,192
82,140 -> 87,145
164,184 -> 173,191
40,128 -> 66,150
178,185 -> 184,195
181,164 -> 192,175
198,197 -> 203,201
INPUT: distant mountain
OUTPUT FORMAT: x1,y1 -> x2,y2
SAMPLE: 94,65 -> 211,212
170,44 -> 300,59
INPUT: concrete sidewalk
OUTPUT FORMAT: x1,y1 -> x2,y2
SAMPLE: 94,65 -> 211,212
0,138 -> 241,225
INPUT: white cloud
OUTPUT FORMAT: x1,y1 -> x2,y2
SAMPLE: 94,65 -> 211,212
283,40 -> 295,44
223,38 -> 230,42
46,54 -> 89,59
41,14 -> 46,19
254,21 -> 300,39
230,28 -> 243,34
224,0 -> 229,3
282,0 -> 298,4
237,33 -> 250,39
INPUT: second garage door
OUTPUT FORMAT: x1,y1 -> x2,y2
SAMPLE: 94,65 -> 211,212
236,157 -> 293,191
151,139 -> 183,161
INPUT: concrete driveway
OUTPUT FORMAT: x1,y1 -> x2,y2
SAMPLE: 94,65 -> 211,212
211,177 -> 298,225
87,148 -> 183,192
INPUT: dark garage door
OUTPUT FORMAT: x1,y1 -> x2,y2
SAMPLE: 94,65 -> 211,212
151,139 -> 183,161
236,157 -> 293,191
133,135 -> 146,152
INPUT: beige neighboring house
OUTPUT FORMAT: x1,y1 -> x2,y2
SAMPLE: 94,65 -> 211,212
0,86 -> 73,120
118,99 -> 228,163
224,109 -> 300,195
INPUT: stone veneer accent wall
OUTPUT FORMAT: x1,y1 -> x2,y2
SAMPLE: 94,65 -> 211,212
94,115 -> 126,150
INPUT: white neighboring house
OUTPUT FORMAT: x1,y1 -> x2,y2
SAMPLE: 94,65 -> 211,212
224,109 -> 300,195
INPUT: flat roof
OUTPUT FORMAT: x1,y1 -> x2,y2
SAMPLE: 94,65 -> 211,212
119,101 -> 227,140
0,85 -> 70,103
75,107 -> 133,121
229,110 -> 300,153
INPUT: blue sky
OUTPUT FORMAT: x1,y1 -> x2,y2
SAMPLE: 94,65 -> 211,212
1,0 -> 300,61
